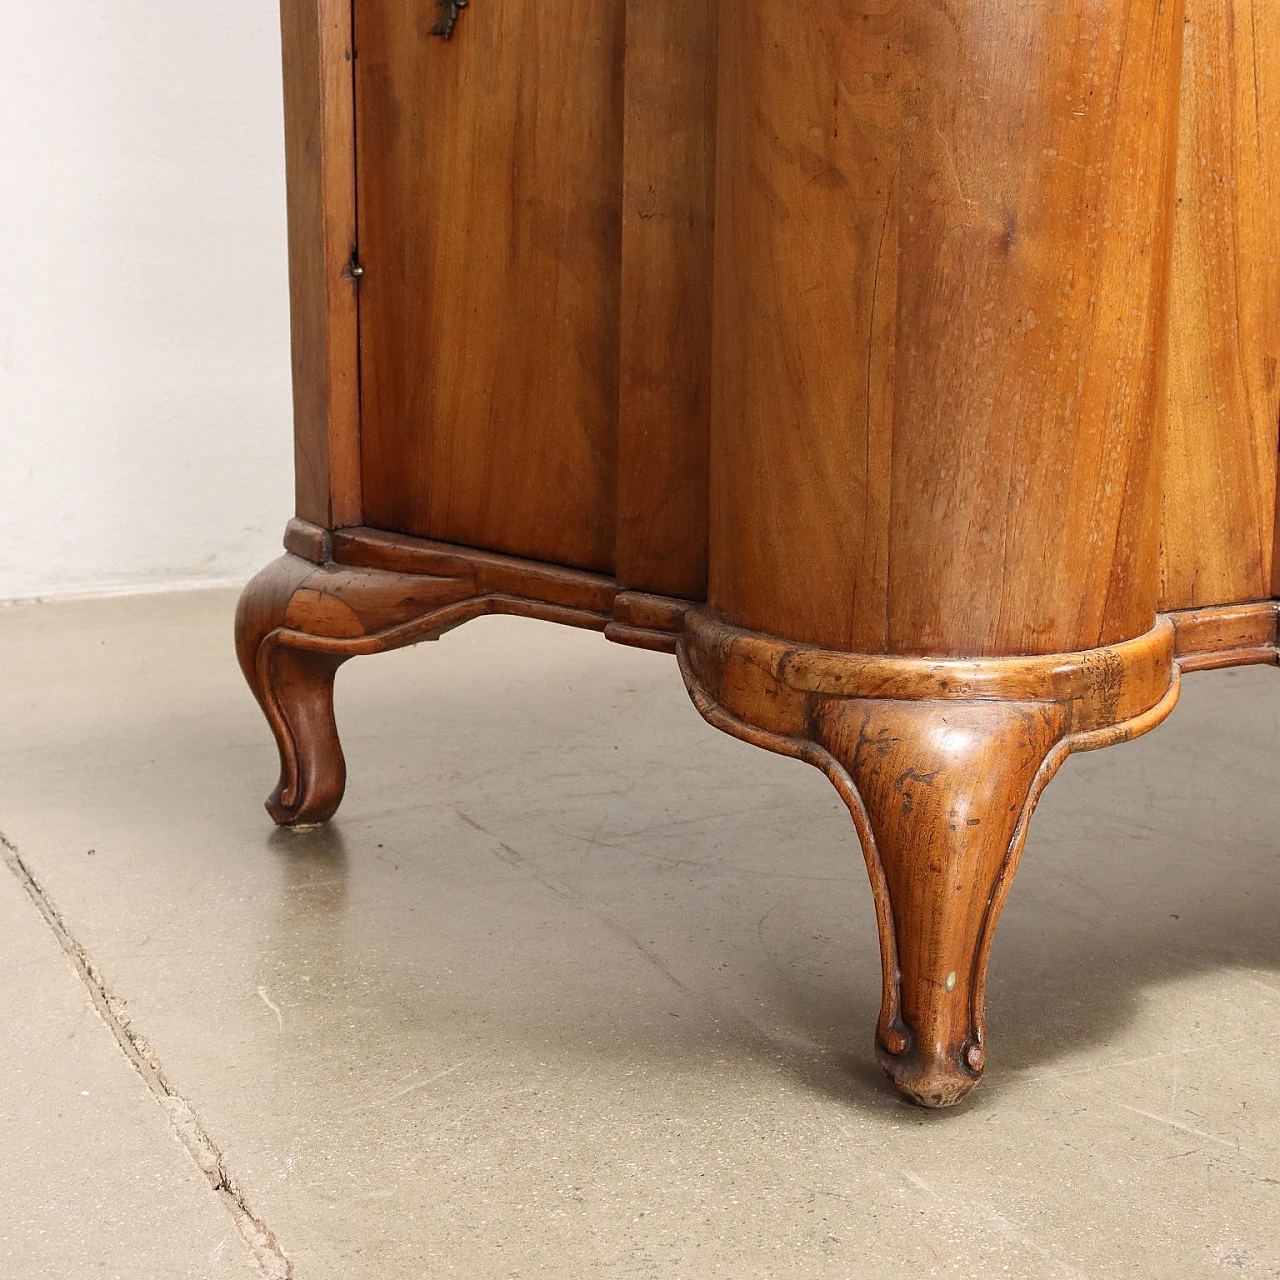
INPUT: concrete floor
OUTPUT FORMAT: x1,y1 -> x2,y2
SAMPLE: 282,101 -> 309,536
1,589 -> 1279,1278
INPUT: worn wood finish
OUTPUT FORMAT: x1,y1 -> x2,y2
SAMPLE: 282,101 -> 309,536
290,523 -> 1280,673
821,700 -> 1068,1108
280,0 -> 361,528
237,555 -> 350,826
236,524 -> 697,824
1161,1 -> 1280,610
235,555 -> 604,825
329,526 -> 620,615
249,1 -> 1280,1108
710,0 -> 1184,657
239,521 -> 1276,1102
615,0 -> 716,601
679,609 -> 1181,1106
235,555 -> 478,824
353,0 -> 624,573
1171,600 -> 1279,672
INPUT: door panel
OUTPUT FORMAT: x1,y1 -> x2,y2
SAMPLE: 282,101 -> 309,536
355,0 -> 625,573
1159,1 -> 1280,610
352,1 -> 1280,619
616,0 -> 716,599
354,0 -> 716,590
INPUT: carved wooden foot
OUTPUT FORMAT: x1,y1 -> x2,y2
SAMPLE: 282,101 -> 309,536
234,552 -> 481,826
814,699 -> 1065,1105
235,524 -> 677,827
679,611 -> 1181,1107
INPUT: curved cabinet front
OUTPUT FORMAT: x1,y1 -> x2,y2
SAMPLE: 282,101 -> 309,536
241,0 -> 1280,1107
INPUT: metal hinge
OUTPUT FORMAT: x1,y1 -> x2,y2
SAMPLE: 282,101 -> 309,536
432,0 -> 468,40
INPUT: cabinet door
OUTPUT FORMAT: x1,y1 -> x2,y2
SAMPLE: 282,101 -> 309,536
355,0 -> 624,573
353,0 -> 713,595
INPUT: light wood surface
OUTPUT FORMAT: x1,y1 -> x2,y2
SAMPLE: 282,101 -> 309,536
354,0 -> 624,572
710,0 -> 1184,657
615,0 -> 716,600
1160,0 -> 1280,610
251,1 -> 1280,1107
280,0 -> 362,528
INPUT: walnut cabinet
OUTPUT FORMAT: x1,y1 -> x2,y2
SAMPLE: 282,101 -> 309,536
237,0 -> 1280,1107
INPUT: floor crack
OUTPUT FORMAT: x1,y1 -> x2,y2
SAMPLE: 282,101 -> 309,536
0,828 -> 291,1279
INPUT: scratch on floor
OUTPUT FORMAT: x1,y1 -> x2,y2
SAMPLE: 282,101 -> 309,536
1115,1104 -> 1245,1154
596,825 -> 856,884
900,1169 -> 1089,1278
345,1060 -> 468,1115
256,986 -> 284,1032
1244,975 -> 1280,1000
1018,1031 -> 1280,1086
383,1062 -> 464,1102
0,828 -> 291,1280
453,808 -> 688,995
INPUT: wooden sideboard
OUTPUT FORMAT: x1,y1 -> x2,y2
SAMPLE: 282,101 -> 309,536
236,0 -> 1280,1107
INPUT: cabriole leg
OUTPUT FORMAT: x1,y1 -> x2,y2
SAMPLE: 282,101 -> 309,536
679,611 -> 1179,1106
814,698 -> 1067,1107
234,552 -> 481,826
235,557 -> 352,826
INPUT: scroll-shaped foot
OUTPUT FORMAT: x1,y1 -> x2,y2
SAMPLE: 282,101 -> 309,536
234,521 -> 671,828
235,556 -> 340,825
814,699 -> 1065,1106
234,552 -> 480,826
678,610 -> 1180,1106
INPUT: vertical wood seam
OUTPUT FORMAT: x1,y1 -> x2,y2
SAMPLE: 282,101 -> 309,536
327,0 -> 362,527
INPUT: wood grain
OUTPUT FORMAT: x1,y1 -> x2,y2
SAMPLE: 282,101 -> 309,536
354,0 -> 624,572
330,526 -> 619,615
819,698 -> 1068,1107
1160,0 -> 1280,610
242,529 -> 1270,839
280,0 -> 362,528
1171,600 -> 1279,672
240,521 -> 1271,1100
235,552 -> 564,825
710,0 -> 1185,657
615,0 -> 716,600
281,521 -> 1280,675
236,555 -> 355,826
235,532 -> 694,823
679,607 -> 1181,1106
253,0 -> 1280,1108
709,2 -> 897,653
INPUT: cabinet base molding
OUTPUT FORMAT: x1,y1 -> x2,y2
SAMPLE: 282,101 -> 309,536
236,523 -> 1280,1104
